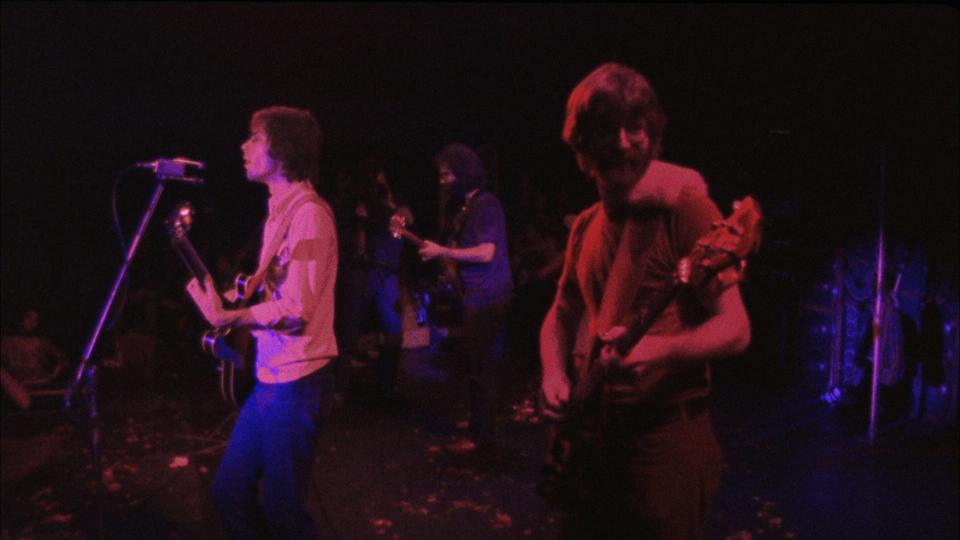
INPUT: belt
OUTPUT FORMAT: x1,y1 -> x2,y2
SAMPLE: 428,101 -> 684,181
609,396 -> 709,429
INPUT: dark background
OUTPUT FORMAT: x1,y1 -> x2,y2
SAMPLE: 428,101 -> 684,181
2,4 -> 957,361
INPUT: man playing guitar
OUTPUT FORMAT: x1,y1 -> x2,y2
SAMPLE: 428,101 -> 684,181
419,143 -> 513,452
540,64 -> 753,539
339,160 -> 412,404
186,106 -> 337,539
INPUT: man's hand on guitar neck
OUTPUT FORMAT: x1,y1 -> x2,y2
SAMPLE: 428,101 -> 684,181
187,276 -> 241,329
598,326 -> 667,393
602,285 -> 751,378
599,326 -> 664,372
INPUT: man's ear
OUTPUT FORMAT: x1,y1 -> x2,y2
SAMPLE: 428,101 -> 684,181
637,128 -> 651,155
575,153 -> 593,174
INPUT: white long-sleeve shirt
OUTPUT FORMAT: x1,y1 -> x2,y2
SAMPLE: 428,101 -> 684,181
249,181 -> 338,383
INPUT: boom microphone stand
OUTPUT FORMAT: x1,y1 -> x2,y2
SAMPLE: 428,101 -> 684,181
65,158 -> 204,539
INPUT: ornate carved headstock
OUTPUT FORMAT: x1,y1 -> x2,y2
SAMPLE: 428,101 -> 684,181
165,202 -> 195,243
388,213 -> 407,240
677,196 -> 764,289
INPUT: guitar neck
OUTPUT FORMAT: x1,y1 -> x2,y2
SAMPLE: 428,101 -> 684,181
612,281 -> 680,357
397,228 -> 425,248
171,237 -> 212,289
610,254 -> 734,357
575,265 -> 727,405
569,279 -> 678,407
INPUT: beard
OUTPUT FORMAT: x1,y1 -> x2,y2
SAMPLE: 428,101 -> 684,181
438,184 -> 462,207
438,184 -> 465,233
592,147 -> 654,217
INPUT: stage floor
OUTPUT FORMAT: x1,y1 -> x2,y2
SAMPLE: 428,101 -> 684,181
2,342 -> 957,539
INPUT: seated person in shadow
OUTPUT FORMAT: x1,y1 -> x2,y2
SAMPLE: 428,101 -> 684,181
2,308 -> 69,410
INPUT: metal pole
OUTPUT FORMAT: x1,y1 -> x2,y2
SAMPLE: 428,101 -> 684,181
74,181 -> 167,371
65,179 -> 167,539
868,146 -> 886,444
829,245 -> 845,390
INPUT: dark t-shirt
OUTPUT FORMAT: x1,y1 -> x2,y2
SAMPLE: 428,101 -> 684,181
458,191 -> 513,308
555,160 -> 724,404
364,204 -> 403,273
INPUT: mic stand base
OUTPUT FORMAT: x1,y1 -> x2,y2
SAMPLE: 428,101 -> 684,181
84,364 -> 105,539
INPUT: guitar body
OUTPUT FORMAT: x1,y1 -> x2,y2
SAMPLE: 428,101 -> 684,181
202,327 -> 256,407
539,197 -> 764,504
166,202 -> 256,407
426,256 -> 463,327
388,213 -> 464,327
540,352 -> 605,505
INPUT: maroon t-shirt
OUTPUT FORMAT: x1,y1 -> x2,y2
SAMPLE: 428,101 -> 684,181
555,160 -> 723,404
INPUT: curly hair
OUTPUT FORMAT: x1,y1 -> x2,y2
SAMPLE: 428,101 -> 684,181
434,143 -> 486,193
251,106 -> 323,182
562,63 -> 667,165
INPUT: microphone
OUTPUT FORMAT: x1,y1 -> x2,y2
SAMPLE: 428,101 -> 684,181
137,157 -> 206,185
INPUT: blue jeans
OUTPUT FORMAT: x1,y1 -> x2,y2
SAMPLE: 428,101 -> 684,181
212,366 -> 334,539
340,268 -> 404,348
338,267 -> 403,393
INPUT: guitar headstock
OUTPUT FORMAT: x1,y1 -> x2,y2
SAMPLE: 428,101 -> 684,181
389,213 -> 407,240
165,202 -> 195,242
677,196 -> 764,287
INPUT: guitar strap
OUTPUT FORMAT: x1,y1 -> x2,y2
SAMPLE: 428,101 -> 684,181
592,210 -> 662,338
252,187 -> 321,286
449,189 -> 481,246
435,190 -> 481,300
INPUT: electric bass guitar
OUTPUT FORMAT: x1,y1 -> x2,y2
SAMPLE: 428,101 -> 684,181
539,196 -> 764,504
164,202 -> 256,407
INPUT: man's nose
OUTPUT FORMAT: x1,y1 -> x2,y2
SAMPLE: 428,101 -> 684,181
618,128 -> 632,149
